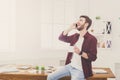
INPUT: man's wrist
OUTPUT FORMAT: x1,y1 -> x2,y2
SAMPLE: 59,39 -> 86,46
63,28 -> 72,35
79,51 -> 82,55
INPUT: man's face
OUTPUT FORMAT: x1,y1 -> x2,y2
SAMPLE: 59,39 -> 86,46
76,17 -> 86,31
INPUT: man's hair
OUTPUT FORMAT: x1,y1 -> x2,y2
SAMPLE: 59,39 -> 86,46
80,15 -> 92,30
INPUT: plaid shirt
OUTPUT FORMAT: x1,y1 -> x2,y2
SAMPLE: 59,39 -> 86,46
59,32 -> 97,79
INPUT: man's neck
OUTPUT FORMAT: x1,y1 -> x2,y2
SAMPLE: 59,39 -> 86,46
79,29 -> 87,37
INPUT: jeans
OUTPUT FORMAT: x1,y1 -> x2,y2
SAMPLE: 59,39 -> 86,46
47,64 -> 85,80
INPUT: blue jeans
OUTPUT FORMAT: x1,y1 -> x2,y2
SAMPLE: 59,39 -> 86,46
47,64 -> 85,80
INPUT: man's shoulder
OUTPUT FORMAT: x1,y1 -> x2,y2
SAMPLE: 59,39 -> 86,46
87,32 -> 97,41
70,33 -> 79,37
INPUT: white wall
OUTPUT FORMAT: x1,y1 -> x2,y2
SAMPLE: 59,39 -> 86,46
40,0 -> 89,49
89,0 -> 120,79
0,0 -> 120,79
89,0 -> 120,68
16,0 -> 41,53
0,0 -> 16,60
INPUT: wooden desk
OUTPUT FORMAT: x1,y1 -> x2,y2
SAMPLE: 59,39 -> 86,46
59,68 -> 115,80
0,67 -> 115,80
87,68 -> 115,80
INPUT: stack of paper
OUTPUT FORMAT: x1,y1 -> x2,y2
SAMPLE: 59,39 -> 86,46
92,69 -> 108,74
18,66 -> 31,70
0,67 -> 19,73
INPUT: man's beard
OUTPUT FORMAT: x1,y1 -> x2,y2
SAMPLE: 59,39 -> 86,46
77,24 -> 85,31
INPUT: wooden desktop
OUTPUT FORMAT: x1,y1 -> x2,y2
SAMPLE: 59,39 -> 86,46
59,68 -> 115,80
0,65 -> 115,80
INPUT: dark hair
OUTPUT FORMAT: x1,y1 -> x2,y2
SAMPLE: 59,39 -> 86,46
80,15 -> 92,30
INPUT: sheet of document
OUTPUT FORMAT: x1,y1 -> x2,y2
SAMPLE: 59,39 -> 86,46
0,67 -> 19,73
92,69 -> 108,74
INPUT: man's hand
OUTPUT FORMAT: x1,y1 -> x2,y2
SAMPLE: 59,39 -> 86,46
74,46 -> 88,59
74,46 -> 81,55
81,52 -> 88,59
63,23 -> 76,35
70,23 -> 77,30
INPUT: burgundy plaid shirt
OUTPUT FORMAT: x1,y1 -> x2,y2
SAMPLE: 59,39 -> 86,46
59,32 -> 97,79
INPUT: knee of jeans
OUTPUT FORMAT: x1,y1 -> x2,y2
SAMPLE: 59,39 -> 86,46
47,75 -> 54,80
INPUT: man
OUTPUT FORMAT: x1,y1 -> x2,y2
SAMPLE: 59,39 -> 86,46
47,15 -> 97,80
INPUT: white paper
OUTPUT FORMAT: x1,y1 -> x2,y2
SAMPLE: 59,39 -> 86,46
0,67 -> 19,73
92,69 -> 107,74
18,66 -> 30,70
67,46 -> 74,52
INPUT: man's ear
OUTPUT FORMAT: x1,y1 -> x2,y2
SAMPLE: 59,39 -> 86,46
85,23 -> 89,27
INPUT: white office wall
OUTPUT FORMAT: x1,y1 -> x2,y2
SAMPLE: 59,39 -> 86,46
16,0 -> 41,52
40,0 -> 89,49
0,0 -> 16,61
89,0 -> 120,64
0,0 -> 12,52
0,0 -> 89,64
0,0 -> 120,79
89,0 -> 120,79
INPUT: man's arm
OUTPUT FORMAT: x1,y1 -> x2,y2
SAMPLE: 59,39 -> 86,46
86,38 -> 97,61
74,46 -> 88,59
74,38 -> 97,61
59,23 -> 76,43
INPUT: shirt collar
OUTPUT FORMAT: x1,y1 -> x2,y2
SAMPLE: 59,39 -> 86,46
77,32 -> 89,39
83,32 -> 89,38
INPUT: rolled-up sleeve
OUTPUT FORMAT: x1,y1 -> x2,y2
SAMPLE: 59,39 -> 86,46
59,31 -> 75,43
